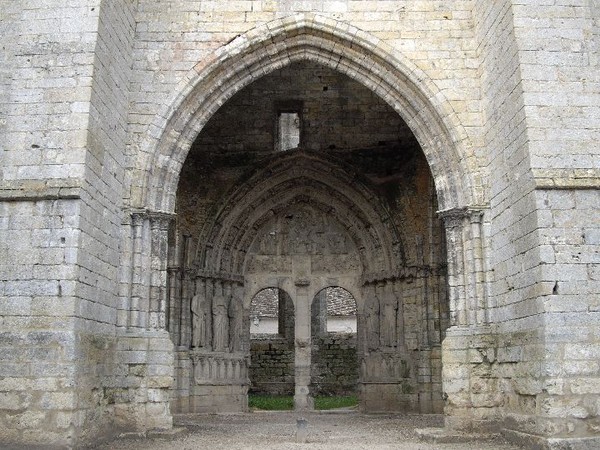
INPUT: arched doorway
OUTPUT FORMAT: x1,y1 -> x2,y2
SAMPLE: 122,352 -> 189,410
248,288 -> 295,397
131,15 -> 483,420
311,287 -> 359,404
165,57 -> 450,413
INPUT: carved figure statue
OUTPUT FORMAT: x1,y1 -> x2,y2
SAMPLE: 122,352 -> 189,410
212,280 -> 230,352
229,283 -> 244,352
191,278 -> 208,348
379,281 -> 397,347
393,281 -> 405,348
364,283 -> 380,351
259,230 -> 278,255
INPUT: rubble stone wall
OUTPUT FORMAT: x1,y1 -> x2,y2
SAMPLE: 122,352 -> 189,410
311,333 -> 358,396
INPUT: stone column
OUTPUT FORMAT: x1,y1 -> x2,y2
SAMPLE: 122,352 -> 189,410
294,277 -> 313,410
114,209 -> 176,433
439,207 -> 489,329
439,208 -> 469,328
467,209 -> 488,325
439,206 -> 494,430
149,212 -> 172,329
128,210 -> 146,329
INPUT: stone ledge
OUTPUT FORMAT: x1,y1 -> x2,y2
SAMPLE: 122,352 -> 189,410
533,168 -> 600,190
415,427 -> 500,444
503,428 -> 600,450
0,181 -> 83,201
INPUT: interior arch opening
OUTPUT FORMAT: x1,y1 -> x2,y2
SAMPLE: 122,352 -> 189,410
311,287 -> 358,407
167,59 -> 449,414
248,288 -> 295,400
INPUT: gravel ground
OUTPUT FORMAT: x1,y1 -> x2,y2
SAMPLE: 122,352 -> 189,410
92,411 -> 524,450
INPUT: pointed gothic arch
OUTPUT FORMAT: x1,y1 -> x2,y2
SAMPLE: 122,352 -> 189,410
139,14 -> 478,215
136,13 -> 487,418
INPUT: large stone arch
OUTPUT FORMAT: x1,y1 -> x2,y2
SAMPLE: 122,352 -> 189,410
139,13 -> 478,215
136,13 -> 489,420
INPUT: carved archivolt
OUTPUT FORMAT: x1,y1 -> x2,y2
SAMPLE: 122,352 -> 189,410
194,151 -> 404,277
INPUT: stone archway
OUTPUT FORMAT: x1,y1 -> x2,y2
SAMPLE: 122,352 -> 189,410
138,14 -> 479,214
310,287 -> 359,401
126,13 -> 489,423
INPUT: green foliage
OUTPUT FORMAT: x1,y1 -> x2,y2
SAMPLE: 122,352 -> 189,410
248,395 -> 358,410
314,395 -> 358,410
248,395 -> 294,410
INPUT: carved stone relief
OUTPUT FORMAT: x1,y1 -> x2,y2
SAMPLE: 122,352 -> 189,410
212,281 -> 230,352
191,278 -> 210,349
245,204 -> 360,278
229,282 -> 245,352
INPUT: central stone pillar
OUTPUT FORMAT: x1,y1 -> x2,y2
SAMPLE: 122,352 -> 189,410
293,256 -> 314,410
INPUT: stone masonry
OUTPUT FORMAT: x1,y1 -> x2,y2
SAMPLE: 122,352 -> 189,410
1,1 -> 599,449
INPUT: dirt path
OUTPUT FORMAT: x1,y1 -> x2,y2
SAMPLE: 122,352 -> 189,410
92,411 -> 523,450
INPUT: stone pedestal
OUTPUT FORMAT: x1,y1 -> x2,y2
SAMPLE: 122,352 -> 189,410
359,351 -> 418,412
187,350 -> 249,413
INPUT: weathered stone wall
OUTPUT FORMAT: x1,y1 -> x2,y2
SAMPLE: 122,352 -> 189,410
0,1 -> 133,447
439,3 -> 600,445
1,1 -> 599,447
0,1 -> 176,447
311,333 -> 358,396
249,338 -> 295,395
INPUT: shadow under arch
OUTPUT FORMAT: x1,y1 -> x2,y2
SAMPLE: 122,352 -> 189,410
141,13 -> 477,215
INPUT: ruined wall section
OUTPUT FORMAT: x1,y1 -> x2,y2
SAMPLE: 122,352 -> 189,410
311,333 -> 358,396
193,61 -> 416,154
176,61 -> 416,256
249,338 -> 295,395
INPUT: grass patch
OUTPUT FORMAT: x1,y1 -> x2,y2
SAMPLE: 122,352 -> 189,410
248,395 -> 294,410
314,395 -> 358,410
248,394 -> 358,411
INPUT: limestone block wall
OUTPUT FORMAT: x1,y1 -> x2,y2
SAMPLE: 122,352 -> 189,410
0,198 -> 83,446
249,338 -> 295,395
442,2 -> 600,444
511,4 -> 600,441
0,1 -> 173,447
311,333 -> 358,396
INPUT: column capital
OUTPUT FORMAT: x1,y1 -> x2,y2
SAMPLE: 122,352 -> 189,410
438,205 -> 488,227
437,207 -> 469,228
124,208 -> 176,227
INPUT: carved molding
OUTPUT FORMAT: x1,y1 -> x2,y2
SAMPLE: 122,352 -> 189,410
191,350 -> 250,386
